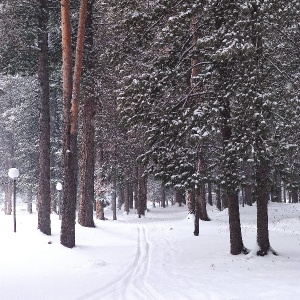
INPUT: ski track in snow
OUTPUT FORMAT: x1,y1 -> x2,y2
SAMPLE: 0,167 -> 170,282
76,225 -> 163,300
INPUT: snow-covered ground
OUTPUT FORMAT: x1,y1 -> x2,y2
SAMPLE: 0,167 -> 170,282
0,202 -> 300,300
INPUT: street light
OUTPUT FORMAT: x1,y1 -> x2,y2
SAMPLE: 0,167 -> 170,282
8,168 -> 19,233
56,182 -> 62,220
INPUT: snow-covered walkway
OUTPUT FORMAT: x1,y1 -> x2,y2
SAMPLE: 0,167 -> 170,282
1,203 -> 300,299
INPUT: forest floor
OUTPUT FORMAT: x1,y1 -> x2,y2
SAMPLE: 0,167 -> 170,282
0,201 -> 300,300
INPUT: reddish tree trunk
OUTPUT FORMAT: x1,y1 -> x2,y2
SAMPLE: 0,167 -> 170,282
60,0 -> 89,248
60,0 -> 75,248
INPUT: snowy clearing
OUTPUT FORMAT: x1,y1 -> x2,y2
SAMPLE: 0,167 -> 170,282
1,203 -> 300,300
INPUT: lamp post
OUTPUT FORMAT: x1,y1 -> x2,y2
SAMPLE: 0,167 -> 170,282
8,168 -> 19,233
56,182 -> 63,220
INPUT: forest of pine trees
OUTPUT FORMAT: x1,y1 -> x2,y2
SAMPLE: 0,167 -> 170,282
0,0 -> 299,255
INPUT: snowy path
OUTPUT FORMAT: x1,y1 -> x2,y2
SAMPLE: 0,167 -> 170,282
77,225 -> 163,300
1,203 -> 300,300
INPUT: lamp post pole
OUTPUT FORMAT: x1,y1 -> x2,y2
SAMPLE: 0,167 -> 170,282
13,178 -> 16,232
56,182 -> 63,220
8,168 -> 19,233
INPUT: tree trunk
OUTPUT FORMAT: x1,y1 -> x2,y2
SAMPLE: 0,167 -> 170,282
207,182 -> 213,206
251,1 -> 276,256
175,189 -> 185,207
78,0 -> 96,228
124,177 -> 130,214
276,174 -> 282,203
220,96 -> 245,255
256,157 -> 276,255
291,186 -> 298,203
271,173 -> 281,203
244,160 -> 253,206
227,189 -> 246,255
194,192 -> 200,236
221,190 -> 228,210
188,189 -> 195,214
37,0 -> 51,236
133,166 -> 138,209
283,182 -> 287,203
51,182 -> 57,214
112,168 -> 117,220
118,185 -> 124,210
161,182 -> 166,208
137,165 -> 146,217
60,0 -> 75,248
60,0 -> 88,248
96,200 -> 104,220
78,94 -> 95,226
198,183 -> 210,221
216,186 -> 221,211
27,188 -> 33,214
129,176 -> 134,209
50,92 -> 59,214
143,174 -> 148,211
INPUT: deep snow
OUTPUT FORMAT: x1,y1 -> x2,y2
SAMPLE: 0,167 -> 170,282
0,201 -> 300,300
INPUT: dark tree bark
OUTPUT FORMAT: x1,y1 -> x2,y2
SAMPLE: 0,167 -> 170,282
78,89 -> 95,226
198,183 -> 210,221
255,157 -> 275,256
161,182 -> 166,208
188,189 -> 196,214
78,0 -> 96,228
96,200 -> 105,220
251,1 -> 276,256
143,174 -> 148,211
227,190 -> 246,254
216,186 -> 222,211
271,173 -> 281,203
276,174 -> 282,203
243,160 -> 253,206
283,182 -> 287,203
129,175 -> 134,209
137,165 -> 146,217
175,189 -> 185,207
124,177 -> 130,214
51,182 -> 57,214
220,96 -> 246,255
112,161 -> 117,220
118,185 -> 124,210
50,94 -> 59,214
207,182 -> 213,206
291,186 -> 298,203
133,166 -> 138,209
194,192 -> 200,236
37,0 -> 51,236
221,190 -> 228,210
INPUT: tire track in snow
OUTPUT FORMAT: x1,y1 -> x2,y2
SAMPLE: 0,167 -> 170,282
123,226 -> 163,300
76,225 -> 163,300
